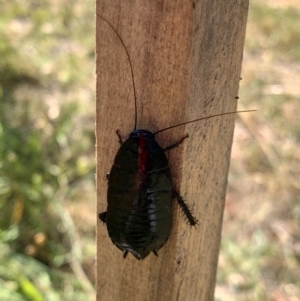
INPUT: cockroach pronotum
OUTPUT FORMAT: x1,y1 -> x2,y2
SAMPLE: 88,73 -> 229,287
97,14 -> 255,260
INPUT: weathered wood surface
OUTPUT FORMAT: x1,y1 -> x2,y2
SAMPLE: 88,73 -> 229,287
96,1 -> 249,300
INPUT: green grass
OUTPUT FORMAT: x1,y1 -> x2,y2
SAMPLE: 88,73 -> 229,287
246,2 -> 300,60
216,1 -> 300,300
0,1 -> 95,300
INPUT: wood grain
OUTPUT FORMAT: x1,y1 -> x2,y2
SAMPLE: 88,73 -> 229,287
96,0 -> 249,300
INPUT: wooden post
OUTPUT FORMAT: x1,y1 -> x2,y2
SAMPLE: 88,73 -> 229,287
96,1 -> 249,300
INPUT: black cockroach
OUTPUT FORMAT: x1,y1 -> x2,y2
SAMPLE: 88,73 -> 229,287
98,15 -> 255,260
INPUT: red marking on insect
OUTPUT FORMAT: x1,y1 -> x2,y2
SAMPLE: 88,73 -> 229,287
137,133 -> 151,190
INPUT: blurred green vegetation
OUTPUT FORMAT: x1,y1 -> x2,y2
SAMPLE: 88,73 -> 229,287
1,0 -> 299,300
216,1 -> 300,300
0,0 -> 95,300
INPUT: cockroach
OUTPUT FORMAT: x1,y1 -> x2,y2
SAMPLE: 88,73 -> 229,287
98,15 -> 255,260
